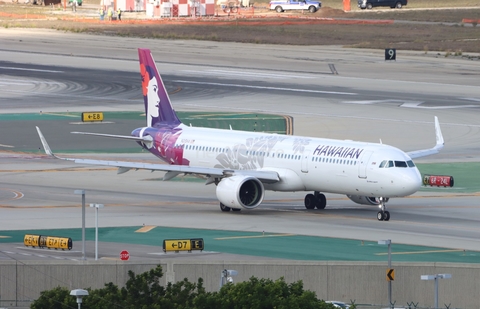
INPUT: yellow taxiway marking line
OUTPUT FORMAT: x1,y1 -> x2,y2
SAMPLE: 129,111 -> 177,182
375,249 -> 465,256
0,236 -> 12,238
40,112 -> 79,118
135,225 -> 156,233
215,234 -> 295,240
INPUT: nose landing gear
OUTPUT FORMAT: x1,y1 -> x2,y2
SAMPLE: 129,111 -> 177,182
377,197 -> 390,221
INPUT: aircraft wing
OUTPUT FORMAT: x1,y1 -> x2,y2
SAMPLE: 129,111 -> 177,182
407,116 -> 444,159
36,127 -> 279,183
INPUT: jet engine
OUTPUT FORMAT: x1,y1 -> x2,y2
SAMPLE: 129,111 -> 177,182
347,195 -> 381,205
216,175 -> 264,209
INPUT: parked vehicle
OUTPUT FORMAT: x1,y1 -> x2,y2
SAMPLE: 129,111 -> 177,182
358,0 -> 407,9
270,0 -> 321,13
326,301 -> 350,309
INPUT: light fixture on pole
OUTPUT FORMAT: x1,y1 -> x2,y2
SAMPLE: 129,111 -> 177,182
90,203 -> 104,260
70,289 -> 88,309
421,273 -> 452,309
378,239 -> 393,309
74,190 -> 86,260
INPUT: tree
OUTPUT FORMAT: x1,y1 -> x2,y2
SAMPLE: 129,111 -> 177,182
31,286 -> 77,309
30,266 -> 330,309
193,276 -> 329,309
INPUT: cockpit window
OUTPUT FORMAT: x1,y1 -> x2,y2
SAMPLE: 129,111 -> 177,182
380,160 -> 416,168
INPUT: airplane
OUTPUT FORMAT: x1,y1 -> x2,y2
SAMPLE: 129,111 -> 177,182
36,48 -> 445,221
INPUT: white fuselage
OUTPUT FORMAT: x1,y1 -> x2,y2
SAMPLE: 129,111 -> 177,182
157,124 -> 422,198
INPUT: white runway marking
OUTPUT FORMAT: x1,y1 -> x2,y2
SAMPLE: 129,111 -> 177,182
401,102 -> 478,109
0,66 -> 63,73
342,99 -> 479,109
462,97 -> 480,102
173,80 -> 357,96
182,69 -> 315,79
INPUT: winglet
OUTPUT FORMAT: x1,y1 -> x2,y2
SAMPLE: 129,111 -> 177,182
406,116 -> 444,159
36,126 -> 61,159
434,116 -> 444,151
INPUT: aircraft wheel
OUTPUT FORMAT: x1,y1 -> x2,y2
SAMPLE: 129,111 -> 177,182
384,211 -> 390,221
316,194 -> 326,209
220,203 -> 231,212
232,208 -> 241,212
377,211 -> 384,221
304,194 -> 316,209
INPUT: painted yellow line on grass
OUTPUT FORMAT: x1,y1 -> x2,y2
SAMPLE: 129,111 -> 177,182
40,112 -> 79,118
215,234 -> 295,240
375,249 -> 465,256
0,236 -> 11,238
135,225 -> 156,233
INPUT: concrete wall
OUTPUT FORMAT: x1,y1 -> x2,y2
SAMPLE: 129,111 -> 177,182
1,260 -> 479,308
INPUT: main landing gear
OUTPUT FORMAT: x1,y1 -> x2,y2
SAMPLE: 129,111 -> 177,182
377,197 -> 390,221
304,191 -> 327,210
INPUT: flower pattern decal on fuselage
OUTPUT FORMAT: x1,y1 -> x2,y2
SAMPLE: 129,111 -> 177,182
214,135 -> 289,170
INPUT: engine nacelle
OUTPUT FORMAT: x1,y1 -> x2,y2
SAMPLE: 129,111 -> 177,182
347,195 -> 381,205
216,175 -> 264,209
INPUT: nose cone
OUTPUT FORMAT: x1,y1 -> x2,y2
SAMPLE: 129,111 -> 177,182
401,167 -> 422,195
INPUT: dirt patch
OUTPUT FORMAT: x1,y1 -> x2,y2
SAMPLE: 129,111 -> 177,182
313,6 -> 348,18
1,1 -> 480,54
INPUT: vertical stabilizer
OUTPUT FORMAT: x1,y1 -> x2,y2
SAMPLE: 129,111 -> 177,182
138,48 -> 181,127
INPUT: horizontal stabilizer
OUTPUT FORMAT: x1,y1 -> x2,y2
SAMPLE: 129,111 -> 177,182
72,132 -> 153,148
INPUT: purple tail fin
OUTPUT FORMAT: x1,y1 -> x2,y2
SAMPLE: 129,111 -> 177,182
138,48 -> 181,127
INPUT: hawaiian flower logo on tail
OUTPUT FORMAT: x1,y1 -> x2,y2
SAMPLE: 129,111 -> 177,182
140,63 -> 160,127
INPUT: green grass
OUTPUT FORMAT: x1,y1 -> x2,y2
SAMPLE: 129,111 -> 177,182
417,162 -> 480,193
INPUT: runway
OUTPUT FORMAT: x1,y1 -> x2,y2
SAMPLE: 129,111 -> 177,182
1,28 -> 480,255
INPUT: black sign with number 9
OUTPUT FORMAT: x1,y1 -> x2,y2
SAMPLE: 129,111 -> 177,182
385,49 -> 396,61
